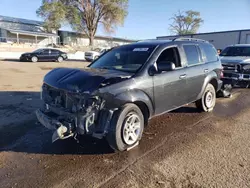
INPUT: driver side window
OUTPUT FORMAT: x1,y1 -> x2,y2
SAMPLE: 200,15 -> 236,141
156,47 -> 181,68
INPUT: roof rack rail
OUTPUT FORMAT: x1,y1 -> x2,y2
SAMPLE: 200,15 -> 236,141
172,37 -> 208,43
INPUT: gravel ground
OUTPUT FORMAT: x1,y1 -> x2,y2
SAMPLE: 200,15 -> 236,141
0,60 -> 250,188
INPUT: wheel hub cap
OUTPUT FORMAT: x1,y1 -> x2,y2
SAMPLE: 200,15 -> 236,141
123,113 -> 141,145
205,91 -> 214,108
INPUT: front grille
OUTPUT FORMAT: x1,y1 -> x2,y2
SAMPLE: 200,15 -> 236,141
223,72 -> 239,78
222,63 -> 237,71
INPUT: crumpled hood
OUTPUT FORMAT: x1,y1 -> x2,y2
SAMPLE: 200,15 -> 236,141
220,56 -> 250,64
44,67 -> 132,93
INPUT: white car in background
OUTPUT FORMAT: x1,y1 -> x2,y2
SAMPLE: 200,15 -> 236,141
85,47 -> 110,62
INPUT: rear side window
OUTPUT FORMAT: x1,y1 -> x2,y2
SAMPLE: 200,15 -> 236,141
51,49 -> 59,54
200,44 -> 218,62
183,45 -> 200,66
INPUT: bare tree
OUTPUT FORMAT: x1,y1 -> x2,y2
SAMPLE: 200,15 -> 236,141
169,10 -> 204,35
37,0 -> 128,46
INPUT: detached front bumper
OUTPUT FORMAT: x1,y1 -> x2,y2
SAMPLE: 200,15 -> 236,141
36,109 -> 59,130
36,109 -> 75,142
36,101 -> 115,142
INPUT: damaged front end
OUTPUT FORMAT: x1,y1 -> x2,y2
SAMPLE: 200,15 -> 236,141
36,83 -> 115,142
222,63 -> 250,87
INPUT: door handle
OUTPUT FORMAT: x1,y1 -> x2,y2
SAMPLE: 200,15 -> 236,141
204,69 -> 209,73
179,74 -> 187,79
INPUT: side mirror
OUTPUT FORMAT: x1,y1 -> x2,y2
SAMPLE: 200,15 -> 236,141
157,61 -> 176,72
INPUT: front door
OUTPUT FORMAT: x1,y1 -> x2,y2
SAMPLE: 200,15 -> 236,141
38,49 -> 51,61
153,47 -> 188,114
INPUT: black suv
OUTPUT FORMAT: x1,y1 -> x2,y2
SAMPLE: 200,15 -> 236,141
36,38 -> 223,151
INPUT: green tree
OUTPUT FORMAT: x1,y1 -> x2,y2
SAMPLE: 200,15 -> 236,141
169,10 -> 204,35
37,0 -> 128,46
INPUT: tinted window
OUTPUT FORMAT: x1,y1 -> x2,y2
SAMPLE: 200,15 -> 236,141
43,49 -> 50,54
90,45 -> 156,73
51,49 -> 59,54
220,47 -> 250,56
183,45 -> 200,66
200,44 -> 218,62
156,47 -> 181,67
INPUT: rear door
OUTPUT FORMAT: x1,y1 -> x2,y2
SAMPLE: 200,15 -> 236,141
182,44 -> 206,102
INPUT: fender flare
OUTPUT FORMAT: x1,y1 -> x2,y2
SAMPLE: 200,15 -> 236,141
114,89 -> 154,118
197,72 -> 219,100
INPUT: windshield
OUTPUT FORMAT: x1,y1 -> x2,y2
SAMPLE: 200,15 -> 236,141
33,49 -> 44,53
89,45 -> 156,73
220,47 -> 250,56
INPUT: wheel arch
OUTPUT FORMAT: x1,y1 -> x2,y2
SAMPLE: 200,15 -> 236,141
114,89 -> 154,121
31,55 -> 38,62
197,72 -> 219,100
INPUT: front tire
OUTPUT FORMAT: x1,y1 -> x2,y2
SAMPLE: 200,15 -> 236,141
31,56 -> 38,63
195,83 -> 216,112
107,104 -> 144,151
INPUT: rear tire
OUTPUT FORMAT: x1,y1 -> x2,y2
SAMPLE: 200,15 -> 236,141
195,83 -> 216,112
31,56 -> 38,63
106,103 -> 144,151
57,56 -> 63,63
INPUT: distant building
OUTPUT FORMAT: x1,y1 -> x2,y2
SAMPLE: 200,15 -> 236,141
58,30 -> 137,47
0,15 -> 58,45
157,29 -> 250,50
0,15 -> 136,48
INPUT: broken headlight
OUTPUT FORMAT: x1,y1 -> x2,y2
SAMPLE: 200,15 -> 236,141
71,95 -> 105,113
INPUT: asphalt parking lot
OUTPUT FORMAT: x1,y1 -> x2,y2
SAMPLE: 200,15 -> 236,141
0,60 -> 250,188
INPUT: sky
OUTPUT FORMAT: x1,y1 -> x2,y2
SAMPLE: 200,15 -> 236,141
0,0 -> 250,40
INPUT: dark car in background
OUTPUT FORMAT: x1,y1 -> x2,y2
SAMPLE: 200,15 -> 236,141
20,48 -> 68,63
36,38 -> 223,151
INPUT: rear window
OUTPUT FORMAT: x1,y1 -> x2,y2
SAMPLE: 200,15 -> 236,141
200,44 -> 218,62
183,45 -> 200,66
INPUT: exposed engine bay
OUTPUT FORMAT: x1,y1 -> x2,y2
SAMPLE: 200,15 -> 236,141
36,83 -> 114,142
